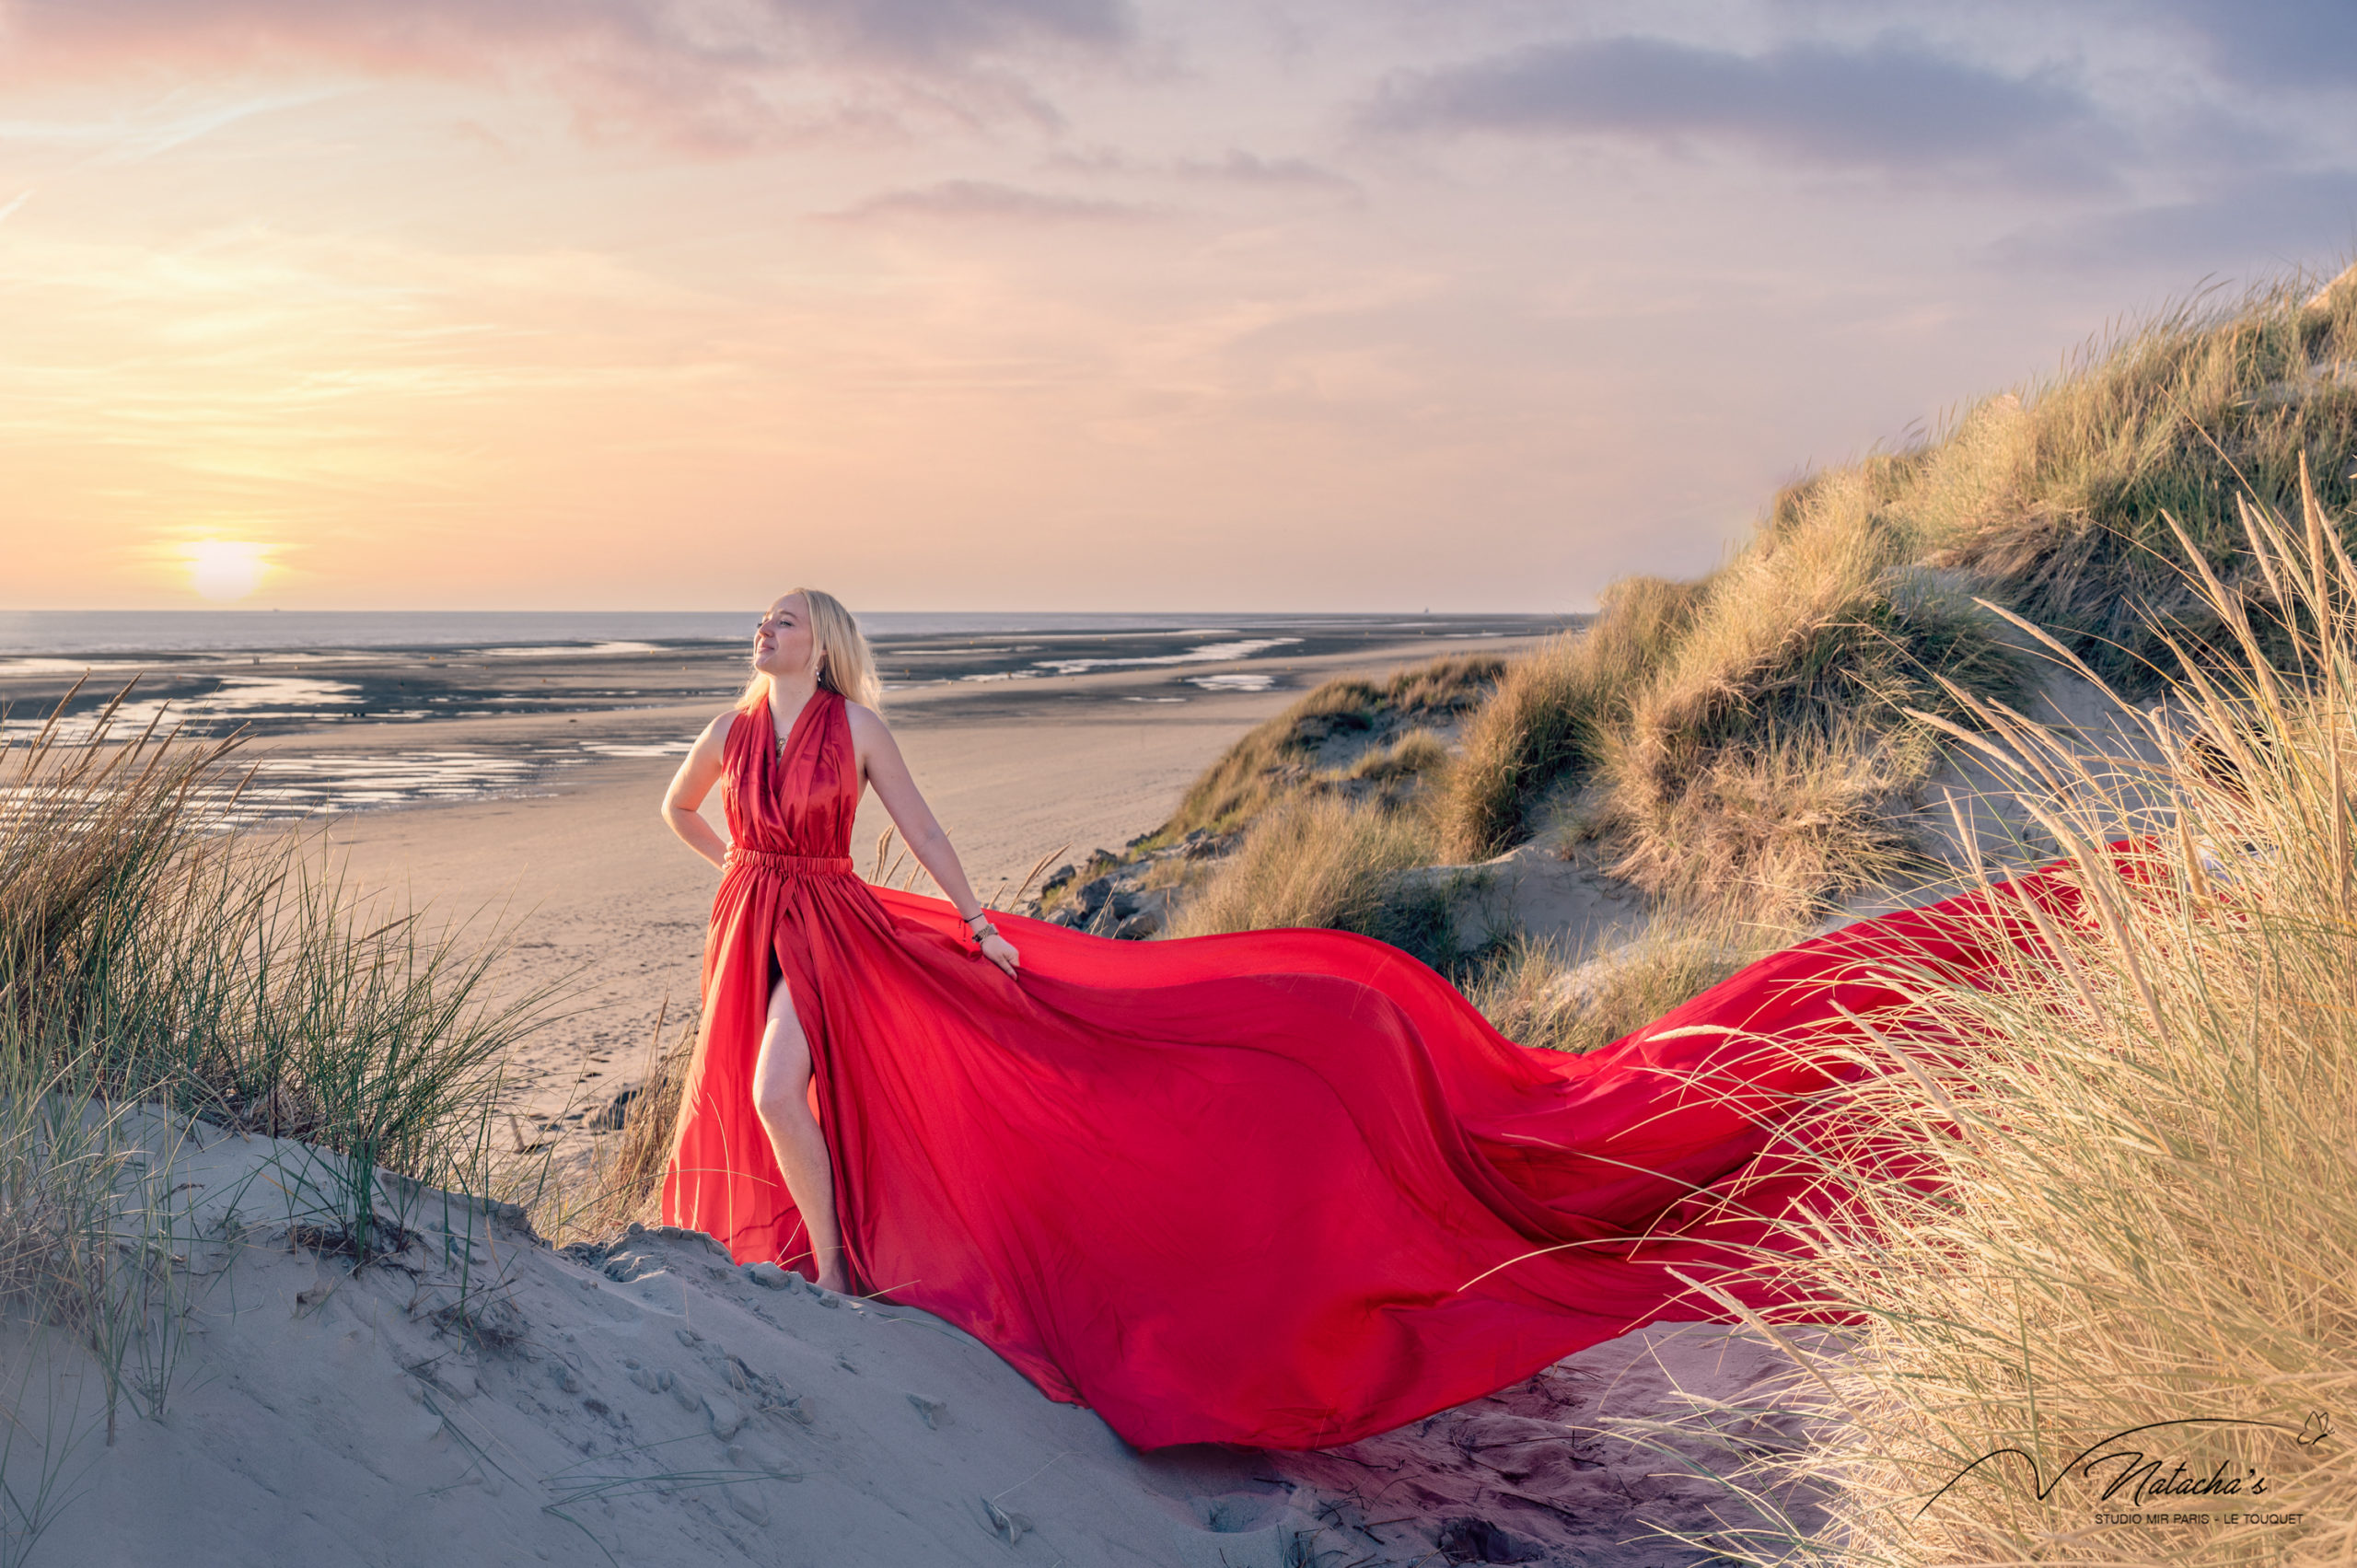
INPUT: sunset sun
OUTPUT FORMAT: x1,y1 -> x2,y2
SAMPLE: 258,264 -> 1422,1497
183,539 -> 273,602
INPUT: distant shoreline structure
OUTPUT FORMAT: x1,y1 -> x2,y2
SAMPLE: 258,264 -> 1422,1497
0,609 -> 1561,661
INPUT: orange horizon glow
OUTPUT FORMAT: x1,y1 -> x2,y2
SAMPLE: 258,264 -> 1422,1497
0,6 -> 2345,612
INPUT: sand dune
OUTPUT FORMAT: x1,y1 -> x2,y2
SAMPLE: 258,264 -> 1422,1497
37,1108 -> 1815,1568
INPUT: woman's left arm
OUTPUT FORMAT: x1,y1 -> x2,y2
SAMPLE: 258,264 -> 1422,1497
848,704 -> 1020,977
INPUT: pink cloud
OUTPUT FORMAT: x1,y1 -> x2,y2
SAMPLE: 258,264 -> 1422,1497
820,175 -> 1154,223
0,0 -> 1132,150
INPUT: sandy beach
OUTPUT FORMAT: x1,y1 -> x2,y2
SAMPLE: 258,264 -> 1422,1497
29,621 -> 1573,1164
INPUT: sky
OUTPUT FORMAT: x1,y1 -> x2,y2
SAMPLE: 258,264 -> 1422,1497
2,1 -> 2354,613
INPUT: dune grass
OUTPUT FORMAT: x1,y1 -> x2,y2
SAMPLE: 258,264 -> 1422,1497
533,1001 -> 696,1246
1435,463 -> 2037,892
0,1081 -> 180,1558
1155,652 -> 1505,842
1436,456 -> 2032,922
1345,726 -> 1451,785
1603,715 -> 1942,929
1459,905 -> 1779,1056
0,714 -> 556,1260
0,685 -> 563,1472
1427,265 -> 2357,931
1603,470 -> 2030,904
1441,575 -> 1703,862
1140,654 -> 1507,957
1643,472 -> 2357,1566
1918,268 -> 2357,691
1165,793 -> 1461,960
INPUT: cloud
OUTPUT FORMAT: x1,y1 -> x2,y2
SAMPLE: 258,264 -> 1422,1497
0,0 -> 1134,149
1364,33 -> 2105,178
1042,145 -> 1363,198
1171,150 -> 1359,195
0,87 -> 345,161
1986,168 -> 2357,275
819,177 -> 1151,223
2154,0 -> 2357,91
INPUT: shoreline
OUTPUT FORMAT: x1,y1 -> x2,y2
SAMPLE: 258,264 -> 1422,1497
0,612 -> 1577,732
0,607 -> 1569,656
277,625 -> 1558,1167
0,615 -> 1578,824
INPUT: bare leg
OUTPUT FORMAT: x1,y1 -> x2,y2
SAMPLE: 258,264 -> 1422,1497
749,974 -> 849,1293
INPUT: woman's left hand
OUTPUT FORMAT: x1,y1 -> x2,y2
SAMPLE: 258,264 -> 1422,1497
978,932 -> 1020,978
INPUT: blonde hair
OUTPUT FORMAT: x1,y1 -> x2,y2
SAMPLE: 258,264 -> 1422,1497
736,587 -> 884,714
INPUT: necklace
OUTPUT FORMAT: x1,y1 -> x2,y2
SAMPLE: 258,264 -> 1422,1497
773,689 -> 815,758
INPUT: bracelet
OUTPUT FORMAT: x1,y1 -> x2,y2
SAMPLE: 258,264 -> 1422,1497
959,908 -> 988,926
969,921 -> 1001,945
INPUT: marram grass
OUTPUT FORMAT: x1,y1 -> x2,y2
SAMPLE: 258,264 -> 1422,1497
1460,902 -> 1788,1057
1645,470 -> 2357,1567
0,683 -> 563,1472
1432,262 -> 2357,925
1156,652 -> 1503,842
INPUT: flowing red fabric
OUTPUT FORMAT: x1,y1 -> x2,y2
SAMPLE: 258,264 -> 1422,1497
661,689 -> 2096,1450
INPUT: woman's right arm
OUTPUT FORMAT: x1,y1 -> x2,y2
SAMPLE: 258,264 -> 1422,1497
661,713 -> 735,871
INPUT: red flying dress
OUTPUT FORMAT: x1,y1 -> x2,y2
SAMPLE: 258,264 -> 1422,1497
661,687 -> 2073,1450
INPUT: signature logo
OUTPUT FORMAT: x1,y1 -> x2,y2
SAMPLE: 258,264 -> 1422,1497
1920,1411 -> 2333,1518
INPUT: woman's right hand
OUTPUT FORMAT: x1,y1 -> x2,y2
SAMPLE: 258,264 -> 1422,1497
661,713 -> 736,869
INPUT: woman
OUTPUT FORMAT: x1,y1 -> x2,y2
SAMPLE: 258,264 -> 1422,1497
658,588 -> 1016,1295
657,588 -> 2078,1451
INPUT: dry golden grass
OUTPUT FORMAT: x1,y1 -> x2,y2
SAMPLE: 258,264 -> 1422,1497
1461,906 -> 1782,1056
1346,726 -> 1450,784
1435,266 -> 2357,926
1157,652 -> 1503,841
531,1004 -> 696,1245
1653,470 -> 2357,1566
1139,655 -> 1502,953
1166,793 -> 1454,957
1438,477 -> 2025,919
1440,575 -> 1703,861
1593,462 -> 2028,918
1601,718 -> 1934,928
1917,268 -> 2357,691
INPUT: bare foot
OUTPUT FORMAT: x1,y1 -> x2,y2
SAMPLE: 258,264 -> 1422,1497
815,1268 -> 850,1295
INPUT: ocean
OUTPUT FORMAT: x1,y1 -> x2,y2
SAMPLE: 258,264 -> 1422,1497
0,610 -> 1581,822
0,610 -> 1438,659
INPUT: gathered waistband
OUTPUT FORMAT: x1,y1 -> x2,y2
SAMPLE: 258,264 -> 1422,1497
727,846 -> 856,878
